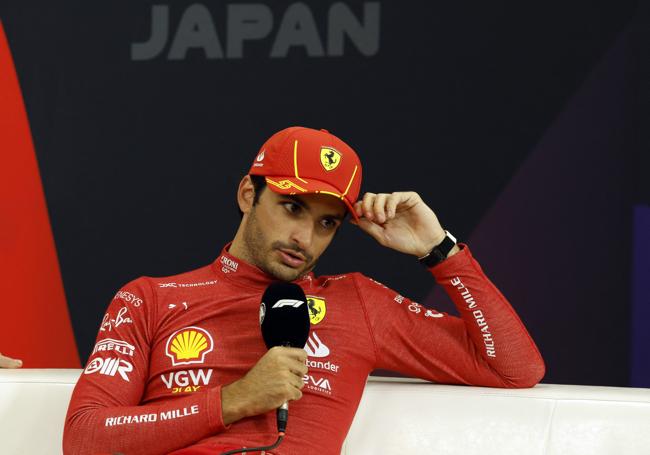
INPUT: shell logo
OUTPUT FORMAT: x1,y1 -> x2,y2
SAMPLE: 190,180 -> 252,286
165,326 -> 214,366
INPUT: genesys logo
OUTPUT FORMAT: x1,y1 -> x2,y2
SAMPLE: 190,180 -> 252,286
100,307 -> 133,332
85,357 -> 133,382
166,326 -> 214,366
303,374 -> 332,395
114,291 -> 143,307
307,296 -> 326,325
93,338 -> 136,356
220,256 -> 239,274
161,369 -> 213,394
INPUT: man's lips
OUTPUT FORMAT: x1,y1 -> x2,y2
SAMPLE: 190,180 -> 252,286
277,248 -> 307,268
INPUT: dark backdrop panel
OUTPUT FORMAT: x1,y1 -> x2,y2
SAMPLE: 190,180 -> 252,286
0,1 -> 639,385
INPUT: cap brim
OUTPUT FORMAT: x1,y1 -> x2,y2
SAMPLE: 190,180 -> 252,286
264,176 -> 359,221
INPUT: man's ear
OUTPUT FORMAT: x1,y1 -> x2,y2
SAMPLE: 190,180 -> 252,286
237,175 -> 256,214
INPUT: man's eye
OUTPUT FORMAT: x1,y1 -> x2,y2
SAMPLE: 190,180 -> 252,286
321,219 -> 337,230
283,202 -> 301,214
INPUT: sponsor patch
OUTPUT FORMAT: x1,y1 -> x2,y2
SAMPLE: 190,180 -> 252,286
307,296 -> 326,325
114,291 -> 143,307
425,309 -> 444,319
272,298 -> 304,308
161,368 -> 213,394
158,280 -> 217,288
168,302 -> 189,310
92,338 -> 136,356
220,256 -> 239,273
105,405 -> 199,427
84,357 -> 133,382
320,147 -> 341,171
304,332 -> 329,358
451,276 -> 496,358
304,332 -> 340,372
408,302 -> 422,314
100,307 -> 133,332
303,374 -> 332,395
165,326 -> 214,366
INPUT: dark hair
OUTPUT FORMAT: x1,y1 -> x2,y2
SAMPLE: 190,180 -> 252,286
238,174 -> 267,218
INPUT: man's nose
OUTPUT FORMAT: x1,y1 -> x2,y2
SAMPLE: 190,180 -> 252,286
289,219 -> 314,250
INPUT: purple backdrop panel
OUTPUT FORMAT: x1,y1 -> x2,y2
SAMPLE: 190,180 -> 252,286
424,29 -> 633,386
631,204 -> 650,387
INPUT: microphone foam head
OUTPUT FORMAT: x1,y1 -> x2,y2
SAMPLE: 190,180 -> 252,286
260,281 -> 310,349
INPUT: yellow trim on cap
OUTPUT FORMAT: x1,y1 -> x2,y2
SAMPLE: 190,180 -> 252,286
293,140 -> 309,184
266,177 -> 307,193
342,165 -> 358,197
318,190 -> 343,199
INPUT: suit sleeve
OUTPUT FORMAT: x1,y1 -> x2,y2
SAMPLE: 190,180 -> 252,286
354,244 -> 545,388
63,277 -> 228,455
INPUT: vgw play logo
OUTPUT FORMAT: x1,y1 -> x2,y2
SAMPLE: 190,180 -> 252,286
131,3 -> 380,60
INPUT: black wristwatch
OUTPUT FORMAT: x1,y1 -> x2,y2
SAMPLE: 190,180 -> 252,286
418,230 -> 458,267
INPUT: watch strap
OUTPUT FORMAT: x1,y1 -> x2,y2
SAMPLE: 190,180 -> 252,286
418,231 -> 457,267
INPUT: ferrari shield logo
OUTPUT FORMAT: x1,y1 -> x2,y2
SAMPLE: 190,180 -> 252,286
320,147 -> 341,171
307,296 -> 326,325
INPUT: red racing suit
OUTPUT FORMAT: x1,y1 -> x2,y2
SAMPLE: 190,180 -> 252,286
63,243 -> 545,455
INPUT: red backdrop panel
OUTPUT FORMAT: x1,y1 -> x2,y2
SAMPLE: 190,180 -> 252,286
0,21 -> 80,368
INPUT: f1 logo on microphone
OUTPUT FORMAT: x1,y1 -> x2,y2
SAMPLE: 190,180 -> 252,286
272,299 -> 305,308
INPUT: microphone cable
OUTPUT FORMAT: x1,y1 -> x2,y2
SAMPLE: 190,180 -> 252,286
218,432 -> 284,455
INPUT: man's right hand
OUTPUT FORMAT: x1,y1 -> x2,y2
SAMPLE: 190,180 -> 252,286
221,346 -> 307,425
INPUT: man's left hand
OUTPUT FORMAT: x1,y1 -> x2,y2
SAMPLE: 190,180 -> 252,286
353,191 -> 456,258
0,353 -> 22,369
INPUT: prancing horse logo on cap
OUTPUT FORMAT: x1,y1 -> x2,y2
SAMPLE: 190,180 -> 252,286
320,147 -> 341,171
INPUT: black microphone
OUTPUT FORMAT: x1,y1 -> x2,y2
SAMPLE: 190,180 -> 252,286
260,281 -> 310,434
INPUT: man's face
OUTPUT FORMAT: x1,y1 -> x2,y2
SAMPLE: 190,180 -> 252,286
241,188 -> 346,281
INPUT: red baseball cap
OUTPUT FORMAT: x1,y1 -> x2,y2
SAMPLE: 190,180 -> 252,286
249,127 -> 363,220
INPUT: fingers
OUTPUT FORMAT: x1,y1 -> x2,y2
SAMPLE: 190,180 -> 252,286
0,353 -> 22,369
355,192 -> 412,224
358,192 -> 387,223
385,193 -> 400,220
357,192 -> 375,220
270,346 -> 307,363
372,193 -> 389,223
287,357 -> 309,377
267,346 -> 308,384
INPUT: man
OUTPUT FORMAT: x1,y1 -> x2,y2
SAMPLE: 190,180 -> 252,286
64,127 -> 545,455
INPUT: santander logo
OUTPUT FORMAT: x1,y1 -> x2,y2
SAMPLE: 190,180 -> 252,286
304,332 -> 330,358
